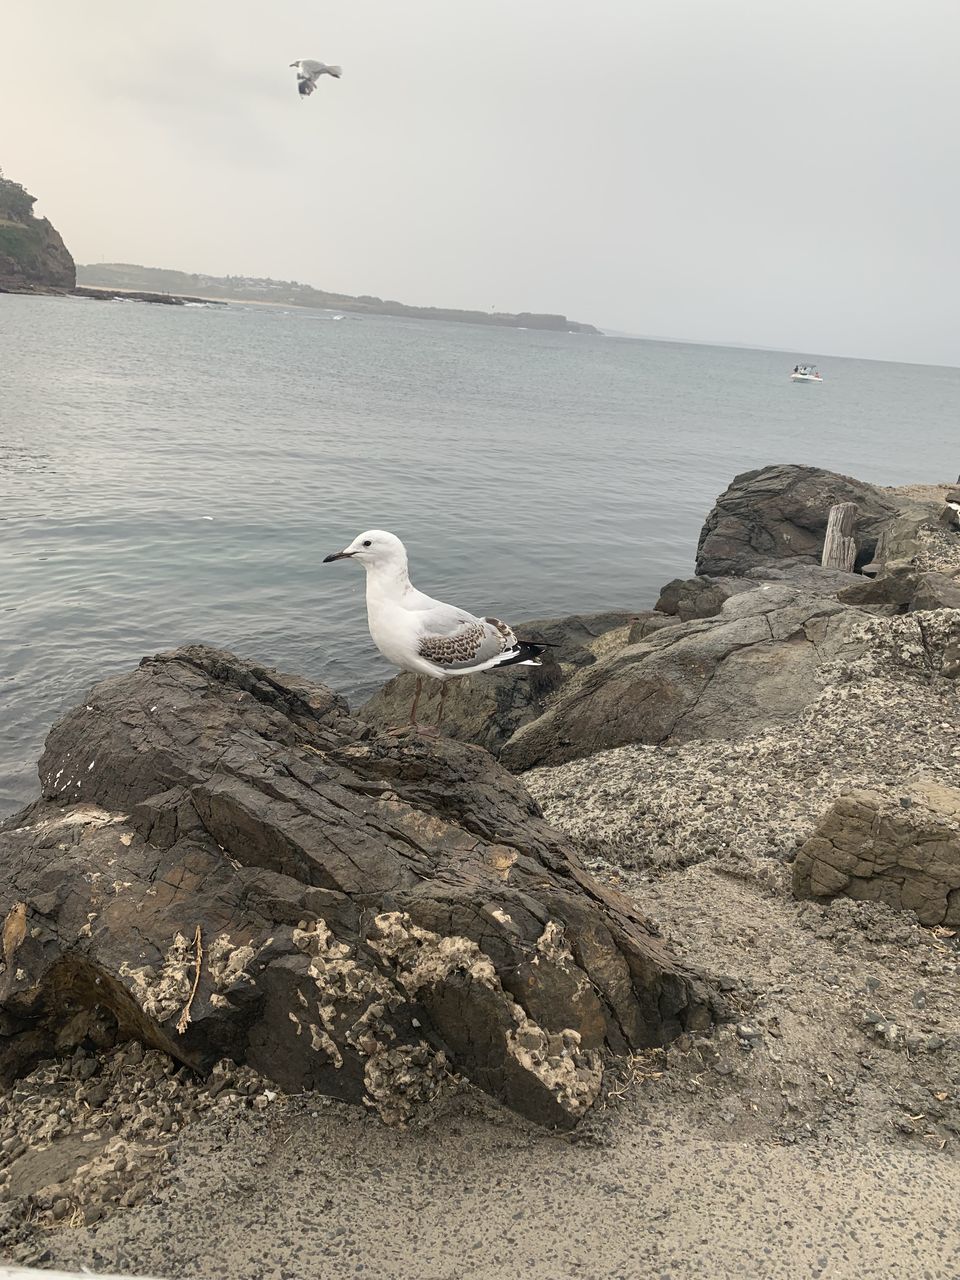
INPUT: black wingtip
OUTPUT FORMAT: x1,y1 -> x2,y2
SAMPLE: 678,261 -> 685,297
497,641 -> 551,668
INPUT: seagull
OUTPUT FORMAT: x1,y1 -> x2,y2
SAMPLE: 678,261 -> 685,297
324,530 -> 548,732
290,59 -> 343,98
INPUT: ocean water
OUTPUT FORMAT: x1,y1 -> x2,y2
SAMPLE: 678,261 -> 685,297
1,293 -> 957,813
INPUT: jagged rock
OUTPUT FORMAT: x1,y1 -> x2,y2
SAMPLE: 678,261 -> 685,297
359,612 -> 639,756
695,465 -> 900,577
500,585 -> 867,771
0,646 -> 713,1129
793,783 -> 960,926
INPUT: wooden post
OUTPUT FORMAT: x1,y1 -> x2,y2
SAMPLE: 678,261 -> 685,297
821,502 -> 858,572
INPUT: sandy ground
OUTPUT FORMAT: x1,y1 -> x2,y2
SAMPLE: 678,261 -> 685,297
6,1091 -> 959,1280
3,553 -> 960,1276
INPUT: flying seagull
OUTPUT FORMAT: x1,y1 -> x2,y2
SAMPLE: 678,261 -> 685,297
290,59 -> 342,98
324,530 -> 548,732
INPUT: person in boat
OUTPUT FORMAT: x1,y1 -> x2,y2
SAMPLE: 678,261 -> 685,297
794,365 -> 799,373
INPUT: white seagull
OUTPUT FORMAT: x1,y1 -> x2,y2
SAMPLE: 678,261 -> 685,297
324,530 -> 548,732
290,59 -> 343,98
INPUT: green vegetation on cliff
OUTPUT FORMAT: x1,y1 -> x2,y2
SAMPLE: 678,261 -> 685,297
77,262 -> 600,334
0,171 -> 75,293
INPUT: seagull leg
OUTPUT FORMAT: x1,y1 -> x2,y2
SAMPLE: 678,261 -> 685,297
409,675 -> 423,727
414,679 -> 446,739
435,681 -> 449,731
386,674 -> 423,736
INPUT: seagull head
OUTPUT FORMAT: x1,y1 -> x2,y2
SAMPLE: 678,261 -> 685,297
323,529 -> 408,572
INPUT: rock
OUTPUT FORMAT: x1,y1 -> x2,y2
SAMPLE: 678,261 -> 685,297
741,560 -> 869,594
908,572 -> 960,613
695,465 -> 901,577
838,563 -> 960,613
793,783 -> 960,927
0,645 -> 714,1129
655,563 -> 859,623
0,174 -> 75,293
655,576 -> 757,621
838,562 -> 921,610
501,585 -> 867,771
359,612 -> 639,757
626,612 -> 683,642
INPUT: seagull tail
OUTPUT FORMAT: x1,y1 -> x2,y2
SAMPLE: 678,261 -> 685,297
494,640 -> 554,670
325,65 -> 343,78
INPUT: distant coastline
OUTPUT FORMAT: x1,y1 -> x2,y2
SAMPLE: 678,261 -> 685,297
76,262 -> 601,334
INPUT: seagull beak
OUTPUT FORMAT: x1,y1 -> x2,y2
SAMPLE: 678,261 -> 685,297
323,550 -> 355,563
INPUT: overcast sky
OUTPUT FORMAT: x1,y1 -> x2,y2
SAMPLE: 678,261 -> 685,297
4,1 -> 959,364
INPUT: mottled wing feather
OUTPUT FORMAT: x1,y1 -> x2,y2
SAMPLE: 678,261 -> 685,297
418,620 -> 487,666
417,616 -> 518,670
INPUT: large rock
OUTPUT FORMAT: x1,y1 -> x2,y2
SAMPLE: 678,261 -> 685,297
0,646 -> 713,1128
360,612 -> 640,757
695,465 -> 900,577
501,585 -> 867,771
793,783 -> 960,926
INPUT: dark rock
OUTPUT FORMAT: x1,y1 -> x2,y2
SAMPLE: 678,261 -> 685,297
0,645 -> 714,1129
695,465 -> 900,577
837,562 -> 920,610
501,585 -> 867,771
359,612 -> 638,757
909,572 -> 960,613
838,563 -> 960,613
793,783 -> 960,927
655,576 -> 757,621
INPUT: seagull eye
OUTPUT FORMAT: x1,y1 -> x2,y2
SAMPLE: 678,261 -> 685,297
362,540 -> 372,547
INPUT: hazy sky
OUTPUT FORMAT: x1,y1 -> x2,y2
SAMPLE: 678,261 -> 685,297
4,1 -> 960,364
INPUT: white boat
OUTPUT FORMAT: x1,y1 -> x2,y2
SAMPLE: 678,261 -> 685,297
790,364 -> 823,382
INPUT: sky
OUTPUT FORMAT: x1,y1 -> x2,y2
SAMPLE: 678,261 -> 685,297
3,0 -> 960,365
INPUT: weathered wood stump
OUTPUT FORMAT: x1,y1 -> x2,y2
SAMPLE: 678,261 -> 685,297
0,646 -> 715,1128
821,502 -> 858,572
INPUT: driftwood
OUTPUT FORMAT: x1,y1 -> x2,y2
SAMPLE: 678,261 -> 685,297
0,646 -> 715,1128
821,502 -> 858,572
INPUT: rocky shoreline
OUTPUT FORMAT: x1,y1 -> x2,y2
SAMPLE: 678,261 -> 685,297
2,463 -> 959,1278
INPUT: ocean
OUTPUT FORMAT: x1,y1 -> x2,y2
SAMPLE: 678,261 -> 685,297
1,293 -> 957,813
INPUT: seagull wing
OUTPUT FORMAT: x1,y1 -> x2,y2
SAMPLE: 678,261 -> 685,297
415,606 -> 519,673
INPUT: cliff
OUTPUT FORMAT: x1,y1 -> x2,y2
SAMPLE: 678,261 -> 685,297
0,173 -> 75,293
78,262 -> 601,333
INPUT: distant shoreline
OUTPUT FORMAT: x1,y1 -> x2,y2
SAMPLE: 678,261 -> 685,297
76,262 -> 602,335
